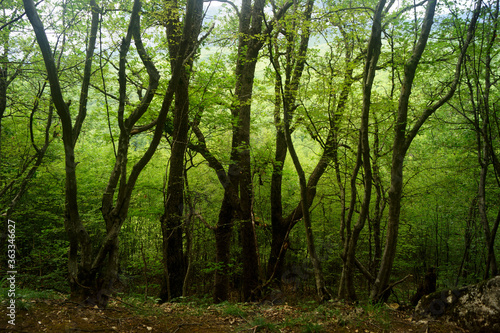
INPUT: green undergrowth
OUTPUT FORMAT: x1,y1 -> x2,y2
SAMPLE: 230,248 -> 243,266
154,295 -> 395,332
0,285 -> 64,311
2,289 -> 397,332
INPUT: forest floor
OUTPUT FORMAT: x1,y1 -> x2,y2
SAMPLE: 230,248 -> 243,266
1,294 -> 468,333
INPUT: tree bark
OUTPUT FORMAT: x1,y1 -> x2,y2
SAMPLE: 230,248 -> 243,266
232,0 -> 292,301
233,0 -> 268,300
212,192 -> 235,302
267,107 -> 289,284
159,0 -> 204,302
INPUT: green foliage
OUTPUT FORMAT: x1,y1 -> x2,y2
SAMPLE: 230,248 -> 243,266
221,302 -> 248,318
1,0 -> 496,311
0,285 -> 63,312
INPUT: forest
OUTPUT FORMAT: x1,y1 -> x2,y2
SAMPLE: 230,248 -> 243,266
1,0 -> 499,328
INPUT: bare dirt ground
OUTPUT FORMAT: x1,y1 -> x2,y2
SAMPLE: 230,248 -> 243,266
1,297 -> 468,332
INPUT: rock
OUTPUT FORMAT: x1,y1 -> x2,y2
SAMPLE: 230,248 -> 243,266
414,276 -> 500,332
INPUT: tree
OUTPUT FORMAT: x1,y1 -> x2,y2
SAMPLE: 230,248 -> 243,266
5,0 -> 494,308
370,0 -> 481,301
24,0 -> 204,307
336,0 -> 392,301
0,0 -> 51,266
456,0 -> 500,279
265,0 -> 339,300
159,0 -> 204,302
23,0 -> 99,303
190,0 -> 292,302
0,5 -> 22,156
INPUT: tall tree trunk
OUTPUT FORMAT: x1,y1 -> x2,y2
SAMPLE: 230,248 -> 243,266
158,0 -> 204,302
213,192 -> 235,302
27,0 -> 202,307
237,61 -> 261,301
232,0 -> 268,301
268,0 -> 328,299
478,1 -> 499,278
265,0 -> 321,289
190,0 -> 291,302
189,124 -> 242,302
267,111 -> 289,284
478,141 -> 498,278
23,0 -> 97,302
96,0 -> 163,306
370,0 -> 437,302
370,0 -> 480,301
338,0 -> 386,302
370,116 -> 386,273
160,86 -> 190,301
281,76 -> 329,301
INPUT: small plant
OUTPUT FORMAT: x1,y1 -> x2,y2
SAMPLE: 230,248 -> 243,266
16,299 -> 33,311
359,302 -> 391,330
222,303 -> 248,318
16,289 -> 63,300
280,313 -> 323,332
0,287 -> 62,311
301,322 -> 323,333
244,316 -> 278,332
280,317 -> 302,330
337,317 -> 348,327
302,300 -> 318,310
0,287 -> 62,301
314,304 -> 339,318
